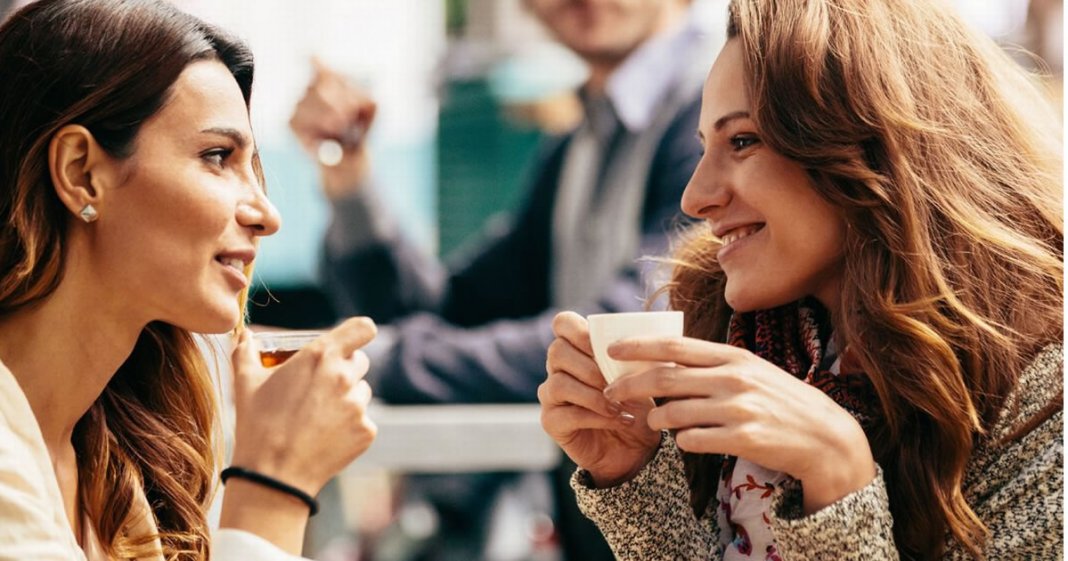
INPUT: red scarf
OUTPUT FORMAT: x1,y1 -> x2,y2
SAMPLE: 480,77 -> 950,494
725,299 -> 879,428
693,300 -> 882,559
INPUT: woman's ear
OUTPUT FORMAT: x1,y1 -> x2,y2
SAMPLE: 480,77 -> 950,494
48,125 -> 116,223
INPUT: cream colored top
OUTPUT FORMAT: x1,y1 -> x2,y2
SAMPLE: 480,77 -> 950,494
0,359 -> 305,561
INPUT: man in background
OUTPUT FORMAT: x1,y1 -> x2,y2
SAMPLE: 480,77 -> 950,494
290,1 -> 723,558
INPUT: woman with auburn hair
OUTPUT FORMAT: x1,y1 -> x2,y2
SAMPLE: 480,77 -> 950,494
539,0 -> 1063,559
0,1 -> 377,559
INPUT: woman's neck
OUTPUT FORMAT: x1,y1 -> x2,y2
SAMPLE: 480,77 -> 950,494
0,275 -> 144,451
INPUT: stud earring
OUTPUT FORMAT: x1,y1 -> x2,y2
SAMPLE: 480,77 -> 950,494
79,204 -> 98,223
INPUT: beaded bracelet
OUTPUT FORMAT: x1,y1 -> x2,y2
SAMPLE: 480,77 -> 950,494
220,466 -> 319,516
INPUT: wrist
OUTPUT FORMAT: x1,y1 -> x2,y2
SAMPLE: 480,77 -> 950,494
229,450 -> 319,498
799,426 -> 876,514
321,160 -> 369,199
588,446 -> 659,489
221,466 -> 319,516
219,478 -> 310,555
800,461 -> 876,515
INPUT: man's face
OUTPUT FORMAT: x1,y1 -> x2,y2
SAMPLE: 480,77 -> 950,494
527,0 -> 681,66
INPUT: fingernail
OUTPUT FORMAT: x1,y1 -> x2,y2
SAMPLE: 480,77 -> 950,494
606,401 -> 623,415
603,385 -> 617,400
618,412 -> 636,425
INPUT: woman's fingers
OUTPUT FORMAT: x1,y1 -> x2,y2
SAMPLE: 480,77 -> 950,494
347,380 -> 376,433
228,319 -> 382,496
349,349 -> 370,380
644,396 -> 737,431
541,404 -> 633,438
673,426 -> 733,455
604,364 -> 731,403
231,329 -> 270,393
231,329 -> 256,372
349,379 -> 373,408
324,317 -> 377,358
546,336 -> 605,388
285,317 -> 375,372
552,311 -> 594,356
608,335 -> 745,367
539,370 -> 621,418
324,379 -> 375,464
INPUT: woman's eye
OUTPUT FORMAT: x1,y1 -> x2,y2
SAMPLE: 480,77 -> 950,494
729,135 -> 760,151
202,148 -> 233,167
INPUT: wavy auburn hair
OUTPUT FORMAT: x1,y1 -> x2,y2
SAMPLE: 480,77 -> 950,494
667,1 -> 1063,559
0,1 -> 258,558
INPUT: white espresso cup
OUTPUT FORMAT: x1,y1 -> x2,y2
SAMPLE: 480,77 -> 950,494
586,311 -> 684,383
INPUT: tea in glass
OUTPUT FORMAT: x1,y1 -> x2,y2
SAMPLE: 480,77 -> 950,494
252,331 -> 324,367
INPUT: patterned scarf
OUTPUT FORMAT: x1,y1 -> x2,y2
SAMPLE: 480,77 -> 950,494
713,299 -> 880,560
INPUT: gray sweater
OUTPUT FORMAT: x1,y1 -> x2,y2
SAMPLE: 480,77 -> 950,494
573,345 -> 1063,560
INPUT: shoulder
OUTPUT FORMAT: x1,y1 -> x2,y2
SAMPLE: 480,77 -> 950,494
992,344 -> 1063,442
647,88 -> 703,189
955,345 -> 1063,556
656,94 -> 703,155
519,133 -> 573,204
0,363 -> 78,557
0,360 -> 47,482
642,93 -> 703,211
0,360 -> 43,454
964,345 -> 1063,498
533,132 -> 573,172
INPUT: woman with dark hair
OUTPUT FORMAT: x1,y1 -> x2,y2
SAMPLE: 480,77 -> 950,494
539,0 -> 1062,559
0,1 -> 378,559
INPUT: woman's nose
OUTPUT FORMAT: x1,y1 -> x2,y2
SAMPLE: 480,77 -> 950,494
680,158 -> 729,219
237,191 -> 281,237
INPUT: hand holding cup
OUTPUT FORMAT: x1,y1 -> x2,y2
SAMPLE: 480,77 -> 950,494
538,311 -> 682,488
587,311 -> 684,383
230,318 -> 379,498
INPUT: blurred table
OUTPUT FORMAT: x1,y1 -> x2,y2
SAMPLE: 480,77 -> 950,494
345,401 -> 561,474
320,403 -> 562,558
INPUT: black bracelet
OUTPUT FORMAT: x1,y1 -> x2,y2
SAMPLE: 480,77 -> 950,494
220,466 -> 319,516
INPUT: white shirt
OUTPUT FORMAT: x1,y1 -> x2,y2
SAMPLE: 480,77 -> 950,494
0,358 -> 306,561
550,4 -> 725,308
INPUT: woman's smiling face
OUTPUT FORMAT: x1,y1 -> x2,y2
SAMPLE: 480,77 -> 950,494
91,59 -> 280,333
681,39 -> 847,314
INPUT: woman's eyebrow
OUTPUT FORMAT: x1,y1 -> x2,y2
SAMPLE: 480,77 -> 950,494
200,126 -> 250,149
714,110 -> 750,131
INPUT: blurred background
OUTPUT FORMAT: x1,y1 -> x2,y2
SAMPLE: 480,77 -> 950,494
185,0 -> 591,329
3,0 -> 1058,326
169,3 -> 1068,557
0,0 -> 1059,324
47,0 -> 1053,330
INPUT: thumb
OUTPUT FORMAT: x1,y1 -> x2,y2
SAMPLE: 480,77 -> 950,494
231,329 -> 267,396
310,54 -> 329,76
310,55 -> 344,85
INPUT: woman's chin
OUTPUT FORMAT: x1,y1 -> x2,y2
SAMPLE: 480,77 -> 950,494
170,307 -> 242,334
724,283 -> 759,313
724,284 -> 790,314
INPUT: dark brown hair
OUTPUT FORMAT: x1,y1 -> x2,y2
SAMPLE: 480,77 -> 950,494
0,1 -> 257,558
668,1 -> 1063,559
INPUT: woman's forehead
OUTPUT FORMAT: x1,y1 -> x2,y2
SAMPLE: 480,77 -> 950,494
141,60 -> 252,141
701,40 -> 750,129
